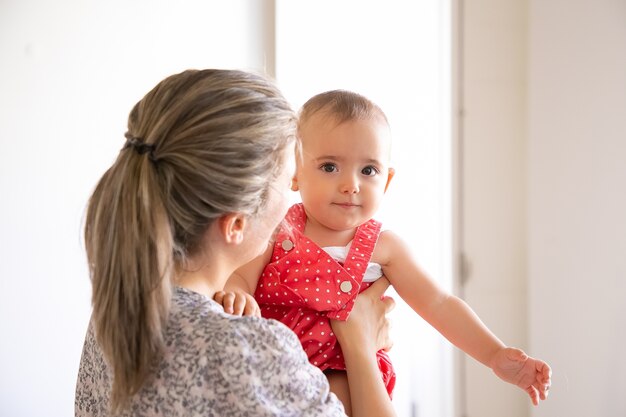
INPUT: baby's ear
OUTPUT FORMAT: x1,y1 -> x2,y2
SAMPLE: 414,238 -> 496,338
290,176 -> 299,191
384,167 -> 395,192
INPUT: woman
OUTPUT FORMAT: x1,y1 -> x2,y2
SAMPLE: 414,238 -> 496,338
75,69 -> 396,417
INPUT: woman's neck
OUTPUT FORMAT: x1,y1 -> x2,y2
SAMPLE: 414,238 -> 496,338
176,256 -> 232,299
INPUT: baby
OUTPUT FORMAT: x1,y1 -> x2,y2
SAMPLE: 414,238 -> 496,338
215,90 -> 551,415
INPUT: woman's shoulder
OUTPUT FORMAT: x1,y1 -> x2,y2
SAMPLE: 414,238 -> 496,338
171,286 -> 302,353
76,287 -> 344,417
168,287 -> 344,416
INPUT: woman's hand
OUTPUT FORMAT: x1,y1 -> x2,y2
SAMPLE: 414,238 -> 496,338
213,290 -> 261,317
330,277 -> 397,417
330,277 -> 395,353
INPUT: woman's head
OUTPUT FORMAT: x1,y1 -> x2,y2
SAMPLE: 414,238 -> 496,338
126,69 -> 297,259
84,69 -> 296,411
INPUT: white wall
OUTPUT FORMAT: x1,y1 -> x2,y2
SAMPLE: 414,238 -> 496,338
460,0 -> 530,415
528,0 -> 626,416
0,1 -> 271,416
1,2 -> 454,417
11,1 -> 621,416
462,0 -> 626,416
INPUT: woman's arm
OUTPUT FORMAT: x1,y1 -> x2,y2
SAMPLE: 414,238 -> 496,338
331,278 -> 397,417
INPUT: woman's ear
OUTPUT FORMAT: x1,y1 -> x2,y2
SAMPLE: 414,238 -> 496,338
384,167 -> 395,192
218,213 -> 247,245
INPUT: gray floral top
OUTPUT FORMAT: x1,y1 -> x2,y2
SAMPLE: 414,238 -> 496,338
75,287 -> 345,416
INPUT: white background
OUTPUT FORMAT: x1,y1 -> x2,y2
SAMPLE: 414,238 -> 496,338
461,0 -> 626,416
2,0 -> 624,416
0,1 -> 451,416
0,1 -> 277,416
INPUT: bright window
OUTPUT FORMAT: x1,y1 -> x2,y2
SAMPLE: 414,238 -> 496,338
275,1 -> 453,415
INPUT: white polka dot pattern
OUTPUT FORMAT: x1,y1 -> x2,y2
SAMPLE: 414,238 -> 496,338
253,204 -> 396,395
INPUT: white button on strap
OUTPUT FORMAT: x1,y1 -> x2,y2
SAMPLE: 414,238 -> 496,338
339,281 -> 353,293
281,239 -> 294,251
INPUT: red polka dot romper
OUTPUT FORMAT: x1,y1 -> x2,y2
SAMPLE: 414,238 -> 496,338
254,203 -> 396,397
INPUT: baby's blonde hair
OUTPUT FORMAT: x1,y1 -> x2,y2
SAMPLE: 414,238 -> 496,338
298,89 -> 389,132
84,69 -> 296,412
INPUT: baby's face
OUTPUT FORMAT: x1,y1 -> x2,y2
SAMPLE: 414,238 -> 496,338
294,113 -> 394,232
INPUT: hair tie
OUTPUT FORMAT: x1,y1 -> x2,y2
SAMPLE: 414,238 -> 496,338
123,132 -> 158,163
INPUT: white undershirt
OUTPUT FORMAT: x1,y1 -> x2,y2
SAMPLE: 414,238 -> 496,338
322,244 -> 383,283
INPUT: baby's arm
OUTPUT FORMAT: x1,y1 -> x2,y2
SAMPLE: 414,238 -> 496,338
378,231 -> 551,405
214,245 -> 272,317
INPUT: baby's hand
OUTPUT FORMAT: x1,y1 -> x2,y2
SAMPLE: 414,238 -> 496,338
213,290 -> 261,317
490,347 -> 552,406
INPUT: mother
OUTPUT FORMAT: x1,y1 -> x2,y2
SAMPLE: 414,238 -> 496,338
75,69 -> 396,416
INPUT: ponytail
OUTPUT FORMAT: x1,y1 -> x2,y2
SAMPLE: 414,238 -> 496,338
85,149 -> 172,412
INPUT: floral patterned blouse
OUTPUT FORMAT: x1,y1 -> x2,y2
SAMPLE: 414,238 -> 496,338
75,286 -> 345,416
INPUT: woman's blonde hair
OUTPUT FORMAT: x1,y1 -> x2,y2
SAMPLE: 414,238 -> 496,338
84,69 -> 296,412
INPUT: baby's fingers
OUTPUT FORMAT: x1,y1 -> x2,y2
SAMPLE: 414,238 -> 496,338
230,294 -> 246,316
526,385 -> 540,406
242,295 -> 261,317
529,361 -> 551,403
538,362 -> 552,400
214,291 -> 225,305
539,361 -> 552,384
215,291 -> 236,314
532,380 -> 550,402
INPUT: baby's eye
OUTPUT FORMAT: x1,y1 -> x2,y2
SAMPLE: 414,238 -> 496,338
320,163 -> 338,173
361,165 -> 379,176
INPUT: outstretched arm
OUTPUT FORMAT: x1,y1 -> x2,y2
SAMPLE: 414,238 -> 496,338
378,231 -> 551,405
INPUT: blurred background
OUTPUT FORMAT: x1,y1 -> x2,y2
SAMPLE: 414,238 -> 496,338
0,1 -> 624,416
